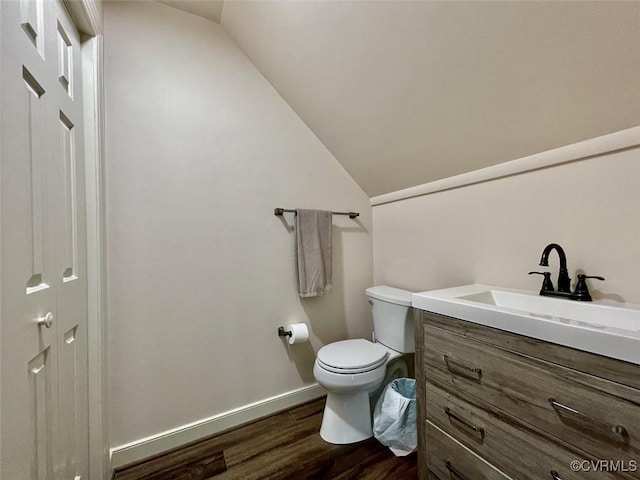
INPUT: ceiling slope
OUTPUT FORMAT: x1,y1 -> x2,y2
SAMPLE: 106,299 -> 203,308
221,1 -> 640,197
156,0 -> 224,23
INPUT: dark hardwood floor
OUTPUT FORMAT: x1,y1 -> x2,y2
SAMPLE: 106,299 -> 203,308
113,397 -> 418,480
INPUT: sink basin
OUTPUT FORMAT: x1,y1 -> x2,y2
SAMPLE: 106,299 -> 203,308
458,289 -> 639,331
412,284 -> 640,365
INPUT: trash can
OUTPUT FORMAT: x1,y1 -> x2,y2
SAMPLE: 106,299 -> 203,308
372,378 -> 417,456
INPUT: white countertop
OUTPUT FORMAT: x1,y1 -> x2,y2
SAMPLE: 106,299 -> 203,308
413,284 -> 640,365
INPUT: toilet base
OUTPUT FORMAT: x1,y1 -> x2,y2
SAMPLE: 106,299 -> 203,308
319,391 -> 373,444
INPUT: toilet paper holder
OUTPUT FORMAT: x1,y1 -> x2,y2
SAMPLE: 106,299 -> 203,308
278,326 -> 292,338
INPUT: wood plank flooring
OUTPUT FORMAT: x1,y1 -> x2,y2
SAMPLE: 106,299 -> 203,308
113,397 -> 418,480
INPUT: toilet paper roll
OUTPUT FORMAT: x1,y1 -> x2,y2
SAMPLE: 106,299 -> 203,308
286,323 -> 309,345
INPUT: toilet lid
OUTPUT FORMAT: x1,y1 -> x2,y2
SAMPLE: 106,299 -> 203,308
317,339 -> 389,374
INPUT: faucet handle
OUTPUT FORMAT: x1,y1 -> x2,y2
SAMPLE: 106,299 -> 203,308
573,274 -> 605,301
529,271 -> 554,292
578,274 -> 605,281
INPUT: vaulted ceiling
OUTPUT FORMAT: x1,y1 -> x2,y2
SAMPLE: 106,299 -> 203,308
158,1 -> 640,197
156,0 -> 224,23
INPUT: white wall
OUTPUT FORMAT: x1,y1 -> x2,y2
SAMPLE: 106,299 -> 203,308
104,1 -> 372,448
373,143 -> 640,304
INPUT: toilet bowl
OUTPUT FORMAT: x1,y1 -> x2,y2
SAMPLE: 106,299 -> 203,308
313,286 -> 414,445
313,339 -> 408,444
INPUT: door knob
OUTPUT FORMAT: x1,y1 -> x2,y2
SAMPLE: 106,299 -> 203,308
37,312 -> 54,328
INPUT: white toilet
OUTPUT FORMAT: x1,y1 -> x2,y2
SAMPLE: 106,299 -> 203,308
313,286 -> 414,444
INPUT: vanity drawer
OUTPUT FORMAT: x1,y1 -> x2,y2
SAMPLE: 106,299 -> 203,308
423,324 -> 640,476
426,420 -> 511,480
426,382 -> 632,480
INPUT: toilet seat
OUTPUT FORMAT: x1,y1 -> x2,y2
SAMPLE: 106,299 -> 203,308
317,339 -> 389,374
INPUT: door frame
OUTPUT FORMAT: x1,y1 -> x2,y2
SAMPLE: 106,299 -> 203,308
62,1 -> 108,478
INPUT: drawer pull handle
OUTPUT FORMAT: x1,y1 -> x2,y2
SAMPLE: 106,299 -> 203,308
548,398 -> 627,438
444,407 -> 485,440
443,355 -> 482,380
550,471 -> 563,480
445,460 -> 472,480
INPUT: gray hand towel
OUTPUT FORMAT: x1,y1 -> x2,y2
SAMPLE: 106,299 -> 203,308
295,209 -> 332,298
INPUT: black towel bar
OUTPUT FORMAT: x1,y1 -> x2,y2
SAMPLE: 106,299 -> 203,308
274,208 -> 359,219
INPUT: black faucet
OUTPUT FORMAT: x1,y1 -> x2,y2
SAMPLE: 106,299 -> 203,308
529,243 -> 605,301
539,243 -> 571,293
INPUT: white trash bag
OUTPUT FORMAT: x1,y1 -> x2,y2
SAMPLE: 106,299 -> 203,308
372,378 -> 417,456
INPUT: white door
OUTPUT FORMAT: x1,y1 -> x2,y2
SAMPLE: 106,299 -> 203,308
1,0 -> 89,478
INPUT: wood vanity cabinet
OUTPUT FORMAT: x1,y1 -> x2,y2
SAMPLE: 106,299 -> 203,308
415,310 -> 640,480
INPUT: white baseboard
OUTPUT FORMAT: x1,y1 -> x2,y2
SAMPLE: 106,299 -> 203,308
370,125 -> 640,206
110,383 -> 326,470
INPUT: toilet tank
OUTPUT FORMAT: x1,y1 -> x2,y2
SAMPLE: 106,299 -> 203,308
366,286 -> 414,353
